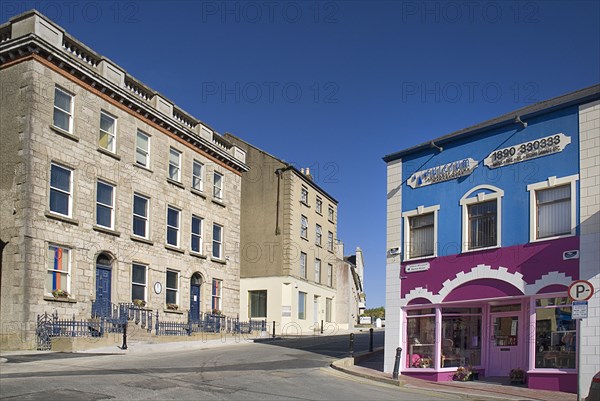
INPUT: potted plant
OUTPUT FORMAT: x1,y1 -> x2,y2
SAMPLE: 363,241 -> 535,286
133,299 -> 146,307
452,366 -> 472,381
510,368 -> 525,384
166,303 -> 178,311
212,309 -> 222,316
52,289 -> 70,298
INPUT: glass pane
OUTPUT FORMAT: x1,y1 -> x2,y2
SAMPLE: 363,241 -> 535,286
99,131 -> 110,149
136,132 -> 148,150
96,205 -> 111,227
193,162 -> 202,176
536,297 -> 570,307
192,217 -> 201,234
167,227 -> 178,246
442,307 -> 482,314
212,241 -> 221,258
468,200 -> 497,248
51,165 -> 71,191
213,225 -> 221,241
169,149 -> 179,165
100,113 -> 114,133
54,89 -> 71,111
298,292 -> 306,319
490,304 -> 521,313
441,315 -> 482,367
407,308 -> 436,316
538,185 -> 571,238
535,306 -> 576,368
250,290 -> 267,318
136,149 -> 147,166
133,196 -> 147,217
191,236 -> 200,253
133,217 -> 146,237
167,208 -> 179,228
132,264 -> 146,284
493,316 -> 518,346
169,165 -> 179,180
166,271 -> 177,289
50,190 -> 69,215
407,316 -> 436,368
53,109 -> 69,131
132,284 -> 145,301
166,289 -> 176,304
97,182 -> 113,206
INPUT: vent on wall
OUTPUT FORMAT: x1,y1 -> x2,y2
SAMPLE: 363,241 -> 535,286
563,250 -> 579,260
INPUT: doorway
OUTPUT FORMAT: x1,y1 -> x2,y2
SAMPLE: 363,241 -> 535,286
190,273 -> 202,322
95,253 -> 112,311
488,307 -> 523,376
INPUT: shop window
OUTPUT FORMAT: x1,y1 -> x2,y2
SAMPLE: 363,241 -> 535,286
441,308 -> 482,367
535,297 -> 576,369
406,309 -> 436,369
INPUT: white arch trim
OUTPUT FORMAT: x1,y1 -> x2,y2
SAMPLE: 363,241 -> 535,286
400,264 -> 572,305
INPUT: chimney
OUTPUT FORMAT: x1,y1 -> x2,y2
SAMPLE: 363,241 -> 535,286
305,167 -> 313,181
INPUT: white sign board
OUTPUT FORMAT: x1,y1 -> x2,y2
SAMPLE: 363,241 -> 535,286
568,280 -> 594,301
405,262 -> 430,273
408,158 -> 478,189
359,316 -> 372,324
282,305 -> 291,317
484,133 -> 571,169
572,301 -> 588,319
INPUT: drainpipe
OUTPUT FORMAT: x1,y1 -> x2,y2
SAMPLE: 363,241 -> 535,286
274,165 -> 294,235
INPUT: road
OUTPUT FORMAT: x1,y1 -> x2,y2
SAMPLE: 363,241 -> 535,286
0,330 -> 460,400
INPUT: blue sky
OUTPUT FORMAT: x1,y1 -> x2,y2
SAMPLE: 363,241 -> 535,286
4,1 -> 598,309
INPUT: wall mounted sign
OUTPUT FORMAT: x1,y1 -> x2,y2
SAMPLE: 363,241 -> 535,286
282,305 -> 291,317
154,282 -> 163,295
405,262 -> 430,273
572,301 -> 588,319
484,133 -> 571,169
408,158 -> 478,189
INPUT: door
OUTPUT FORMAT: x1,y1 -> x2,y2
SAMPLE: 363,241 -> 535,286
313,296 -> 319,327
95,265 -> 112,313
190,284 -> 201,322
488,313 -> 521,376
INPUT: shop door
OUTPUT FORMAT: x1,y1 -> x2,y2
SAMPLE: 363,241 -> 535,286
488,313 -> 521,376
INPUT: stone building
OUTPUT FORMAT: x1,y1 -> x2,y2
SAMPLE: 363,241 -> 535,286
0,10 -> 248,349
336,245 -> 366,330
223,134 -> 340,335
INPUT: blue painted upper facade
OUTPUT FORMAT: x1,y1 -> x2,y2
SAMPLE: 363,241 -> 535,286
399,105 -> 580,257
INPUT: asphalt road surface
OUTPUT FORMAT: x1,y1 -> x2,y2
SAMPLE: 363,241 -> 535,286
0,330 -> 460,400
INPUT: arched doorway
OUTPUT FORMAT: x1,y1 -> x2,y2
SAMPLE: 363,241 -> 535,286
95,253 -> 112,310
190,273 -> 203,322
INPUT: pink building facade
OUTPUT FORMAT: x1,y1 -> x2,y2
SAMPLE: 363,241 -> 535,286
383,85 -> 600,396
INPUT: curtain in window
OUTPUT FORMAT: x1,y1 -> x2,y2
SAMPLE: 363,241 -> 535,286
410,213 -> 434,257
537,185 -> 571,238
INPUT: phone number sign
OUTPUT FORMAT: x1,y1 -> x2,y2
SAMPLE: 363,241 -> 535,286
484,133 -> 571,169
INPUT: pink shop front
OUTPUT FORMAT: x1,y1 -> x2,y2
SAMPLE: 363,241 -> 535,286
400,237 -> 579,393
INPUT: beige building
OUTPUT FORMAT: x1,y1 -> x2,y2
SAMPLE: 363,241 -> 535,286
0,11 -> 248,349
224,134 -> 340,335
336,244 -> 366,330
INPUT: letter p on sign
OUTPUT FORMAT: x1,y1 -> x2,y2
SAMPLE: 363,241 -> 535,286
568,280 -> 594,301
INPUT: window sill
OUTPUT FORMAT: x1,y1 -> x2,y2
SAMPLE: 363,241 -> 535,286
315,244 -> 322,248
191,188 -> 206,199
316,211 -> 323,216
97,147 -> 121,160
461,245 -> 500,254
93,225 -> 121,237
50,125 -> 79,142
403,255 -> 436,263
212,199 -> 226,208
45,211 -> 79,226
328,219 -> 334,224
133,163 -> 153,173
167,178 -> 185,189
211,257 -> 227,265
130,235 -> 153,245
301,236 -> 308,242
165,244 -> 185,254
530,233 -> 575,244
327,249 -> 334,254
190,251 -> 207,259
44,296 -> 77,303
164,309 -> 184,315
300,201 -> 311,208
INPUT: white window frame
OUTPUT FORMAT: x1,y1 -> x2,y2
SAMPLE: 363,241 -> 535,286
99,110 -> 117,153
166,269 -> 180,306
166,205 -> 181,247
327,263 -> 333,287
300,252 -> 307,279
49,162 -> 73,217
298,291 -> 307,320
169,148 -> 182,182
315,258 -> 321,283
131,262 -> 148,303
460,185 -> 504,253
132,193 -> 149,239
527,175 -> 578,243
301,186 -> 309,204
53,86 -> 73,133
213,171 -> 224,200
315,224 -> 322,246
46,244 -> 71,295
96,180 -> 115,229
300,215 -> 308,239
402,204 -> 440,261
212,278 -> 223,312
192,160 -> 204,192
328,206 -> 334,222
212,223 -> 223,259
191,215 -> 203,254
316,197 -> 323,214
135,130 -> 150,168
327,231 -> 334,252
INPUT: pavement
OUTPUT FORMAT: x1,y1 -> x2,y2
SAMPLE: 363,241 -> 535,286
1,330 -> 579,401
332,349 -> 579,401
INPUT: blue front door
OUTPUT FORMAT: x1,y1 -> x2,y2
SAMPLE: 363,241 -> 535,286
95,266 -> 112,306
190,284 -> 201,322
